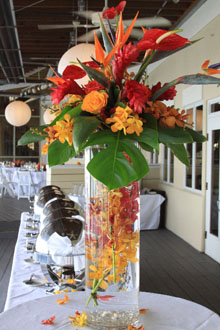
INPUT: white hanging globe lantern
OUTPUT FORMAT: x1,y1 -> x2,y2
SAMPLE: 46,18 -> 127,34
58,43 -> 96,86
43,108 -> 56,124
5,101 -> 31,127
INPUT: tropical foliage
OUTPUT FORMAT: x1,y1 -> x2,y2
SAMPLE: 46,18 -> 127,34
18,1 -> 220,190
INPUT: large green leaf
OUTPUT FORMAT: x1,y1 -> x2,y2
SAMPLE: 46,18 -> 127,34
85,131 -> 149,190
139,142 -> 153,153
73,116 -> 101,153
118,138 -> 149,181
131,127 -> 159,152
78,60 -> 109,88
48,140 -> 76,166
167,143 -> 189,167
49,103 -> 82,126
158,126 -> 193,144
185,127 -> 207,142
87,148 -> 137,190
18,125 -> 48,146
142,113 -> 158,130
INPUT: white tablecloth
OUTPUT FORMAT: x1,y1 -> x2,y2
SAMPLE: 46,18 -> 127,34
140,194 -> 165,230
4,212 -> 48,311
1,291 -> 220,330
1,167 -> 46,197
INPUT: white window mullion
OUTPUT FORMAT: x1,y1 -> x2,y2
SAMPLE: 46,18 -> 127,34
167,148 -> 171,183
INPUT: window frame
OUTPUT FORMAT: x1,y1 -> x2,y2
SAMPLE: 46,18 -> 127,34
162,145 -> 174,185
184,101 -> 203,193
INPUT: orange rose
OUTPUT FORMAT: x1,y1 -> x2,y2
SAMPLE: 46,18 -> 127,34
81,91 -> 108,114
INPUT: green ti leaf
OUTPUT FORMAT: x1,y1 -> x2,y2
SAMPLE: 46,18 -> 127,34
99,14 -> 113,54
77,59 -> 109,88
158,126 -> 193,144
151,74 -> 220,102
167,143 -> 189,167
48,140 -> 76,167
73,116 -> 101,153
85,130 -> 149,190
17,125 -> 48,146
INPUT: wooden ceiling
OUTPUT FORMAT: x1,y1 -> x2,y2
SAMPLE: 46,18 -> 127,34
0,0 -> 202,97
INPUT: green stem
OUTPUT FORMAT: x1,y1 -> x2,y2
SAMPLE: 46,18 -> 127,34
112,243 -> 116,283
134,50 -> 155,82
86,276 -> 105,306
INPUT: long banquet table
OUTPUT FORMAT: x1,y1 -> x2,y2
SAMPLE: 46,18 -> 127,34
3,212 -> 220,329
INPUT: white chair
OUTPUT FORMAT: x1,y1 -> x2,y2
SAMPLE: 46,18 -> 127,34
0,168 -> 15,198
17,170 -> 37,200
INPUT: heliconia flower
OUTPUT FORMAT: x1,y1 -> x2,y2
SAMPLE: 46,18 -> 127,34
84,81 -> 105,94
201,60 -> 220,75
56,294 -> 69,305
138,29 -> 190,51
151,82 -> 177,101
41,315 -> 56,325
122,80 -> 151,113
50,79 -> 85,104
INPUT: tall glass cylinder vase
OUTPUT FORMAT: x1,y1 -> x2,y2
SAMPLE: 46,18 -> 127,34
84,146 -> 140,330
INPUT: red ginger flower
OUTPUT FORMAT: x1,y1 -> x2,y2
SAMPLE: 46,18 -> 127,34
138,29 -> 190,51
151,82 -> 177,101
84,81 -> 105,94
122,80 -> 151,114
50,79 -> 85,105
112,43 -> 140,85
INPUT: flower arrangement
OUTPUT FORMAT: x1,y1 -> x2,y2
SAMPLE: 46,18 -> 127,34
18,1 -> 220,191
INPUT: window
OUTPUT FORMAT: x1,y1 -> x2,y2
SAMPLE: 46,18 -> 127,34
185,103 -> 203,191
0,97 -> 40,162
162,145 -> 174,184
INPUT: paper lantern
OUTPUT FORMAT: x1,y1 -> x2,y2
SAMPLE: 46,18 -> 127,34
58,43 -> 96,86
43,108 -> 56,124
5,101 -> 31,127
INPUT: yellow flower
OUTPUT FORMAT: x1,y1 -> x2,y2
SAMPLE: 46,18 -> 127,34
69,311 -> 87,327
126,114 -> 143,136
106,106 -> 133,134
68,94 -> 83,104
54,113 -> 74,146
81,91 -> 108,114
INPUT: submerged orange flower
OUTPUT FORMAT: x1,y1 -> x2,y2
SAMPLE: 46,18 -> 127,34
81,91 -> 108,114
